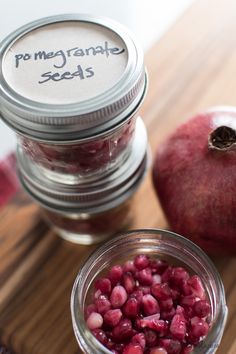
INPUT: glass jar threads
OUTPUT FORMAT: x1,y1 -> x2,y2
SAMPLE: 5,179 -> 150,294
0,14 -> 147,183
17,118 -> 148,244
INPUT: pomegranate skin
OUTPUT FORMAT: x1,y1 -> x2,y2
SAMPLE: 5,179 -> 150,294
152,108 -> 236,255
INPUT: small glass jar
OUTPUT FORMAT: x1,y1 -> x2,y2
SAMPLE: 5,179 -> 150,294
0,14 -> 147,184
71,229 -> 227,354
17,118 -> 148,244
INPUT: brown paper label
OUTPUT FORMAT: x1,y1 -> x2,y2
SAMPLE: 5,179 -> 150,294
3,21 -> 128,104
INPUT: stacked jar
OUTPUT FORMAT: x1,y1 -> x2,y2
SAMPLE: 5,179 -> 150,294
0,14 -> 148,244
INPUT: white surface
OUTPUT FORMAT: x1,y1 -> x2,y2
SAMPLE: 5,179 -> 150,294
0,0 -> 193,159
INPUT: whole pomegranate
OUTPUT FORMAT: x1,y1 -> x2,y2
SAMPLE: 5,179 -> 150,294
152,107 -> 236,255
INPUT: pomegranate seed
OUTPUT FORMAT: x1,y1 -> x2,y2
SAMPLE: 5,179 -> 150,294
130,290 -> 143,304
86,312 -> 103,330
123,260 -> 136,274
137,268 -> 153,286
140,317 -> 168,335
134,254 -> 150,270
104,309 -> 122,327
113,343 -> 125,352
193,300 -> 211,318
92,329 -> 108,345
87,254 -> 211,353
159,298 -> 173,311
161,267 -> 173,283
95,277 -> 112,295
142,294 -> 160,315
93,289 -> 103,301
85,303 -> 97,319
95,294 -> 111,315
151,283 -> 171,300
181,344 -> 194,354
123,344 -> 143,354
123,272 -> 136,294
144,329 -> 158,347
190,316 -> 209,338
161,307 -> 176,321
138,286 -> 151,295
150,259 -> 168,275
170,314 -> 186,340
109,265 -> 123,284
171,267 -> 190,286
131,333 -> 146,349
112,319 -> 133,342
187,276 -> 205,299
150,347 -> 168,354
110,285 -> 128,308
181,295 -> 199,307
158,339 -> 181,354
152,274 -> 162,285
123,298 -> 139,318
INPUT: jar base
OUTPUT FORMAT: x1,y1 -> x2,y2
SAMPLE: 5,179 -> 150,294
54,227 -> 110,245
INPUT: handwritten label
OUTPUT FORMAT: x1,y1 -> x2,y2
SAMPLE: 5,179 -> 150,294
2,22 -> 128,104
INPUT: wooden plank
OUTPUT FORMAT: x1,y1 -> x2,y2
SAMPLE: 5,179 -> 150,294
1,0 -> 236,352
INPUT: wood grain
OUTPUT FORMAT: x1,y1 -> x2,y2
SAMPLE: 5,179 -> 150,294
1,0 -> 236,352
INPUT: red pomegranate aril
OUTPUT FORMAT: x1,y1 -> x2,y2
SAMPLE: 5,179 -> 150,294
161,307 -> 176,321
181,344 -> 194,354
109,265 -> 124,285
123,343 -> 144,354
92,329 -> 108,345
137,268 -> 153,286
138,286 -> 151,295
150,259 -> 169,275
134,254 -> 150,270
87,254 -> 211,353
111,285 -> 128,308
123,272 -> 136,294
131,333 -> 146,349
190,316 -> 209,338
95,277 -> 112,295
159,298 -> 173,311
93,289 -> 102,301
150,347 -> 168,354
142,294 -> 160,315
187,276 -> 205,299
171,267 -> 190,286
181,295 -> 199,308
170,314 -> 186,340
140,317 -> 168,335
104,309 -> 123,327
152,274 -> 162,285
161,267 -> 173,283
124,260 -> 136,274
86,312 -> 103,330
151,283 -> 171,300
144,329 -> 158,347
112,319 -> 133,342
158,339 -> 181,354
85,303 -> 97,319
193,300 -> 211,318
95,294 -> 111,315
123,297 -> 139,318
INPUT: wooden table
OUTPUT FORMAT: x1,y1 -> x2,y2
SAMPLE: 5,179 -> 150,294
1,0 -> 236,353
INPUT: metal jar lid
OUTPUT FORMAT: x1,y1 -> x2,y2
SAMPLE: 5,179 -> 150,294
17,117 -> 148,213
0,14 -> 146,141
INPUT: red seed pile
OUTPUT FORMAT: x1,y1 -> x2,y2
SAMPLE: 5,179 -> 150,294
85,255 -> 211,354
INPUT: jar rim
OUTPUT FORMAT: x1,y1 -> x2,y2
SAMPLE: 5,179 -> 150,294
0,14 -> 146,140
71,229 -> 227,354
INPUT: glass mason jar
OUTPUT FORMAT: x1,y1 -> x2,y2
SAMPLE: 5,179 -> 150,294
0,14 -> 147,184
17,118 -> 148,244
71,229 -> 227,354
